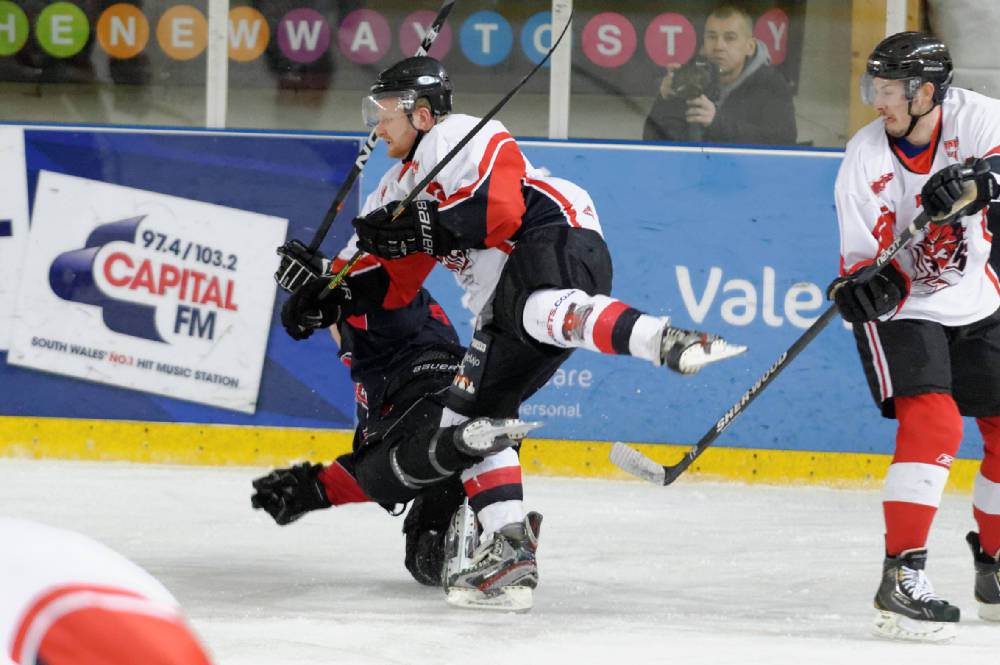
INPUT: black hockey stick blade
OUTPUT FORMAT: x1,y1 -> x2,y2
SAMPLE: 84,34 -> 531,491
323,10 -> 574,294
273,0 -> 457,293
610,180 -> 981,486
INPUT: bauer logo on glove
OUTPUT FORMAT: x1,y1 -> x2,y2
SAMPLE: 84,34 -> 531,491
352,199 -> 456,260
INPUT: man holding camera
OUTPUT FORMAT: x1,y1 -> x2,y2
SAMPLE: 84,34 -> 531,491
642,3 -> 796,146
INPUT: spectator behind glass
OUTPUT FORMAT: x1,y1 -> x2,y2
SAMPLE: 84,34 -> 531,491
642,3 -> 797,146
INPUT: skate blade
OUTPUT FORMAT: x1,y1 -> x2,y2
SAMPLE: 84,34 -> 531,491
462,419 -> 543,448
677,339 -> 747,374
872,610 -> 957,643
979,602 -> 1000,622
446,586 -> 533,612
493,419 -> 543,441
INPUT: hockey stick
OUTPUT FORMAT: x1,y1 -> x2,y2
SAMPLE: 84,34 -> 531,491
274,0 -> 456,293
321,10 -> 575,294
610,179 -> 983,486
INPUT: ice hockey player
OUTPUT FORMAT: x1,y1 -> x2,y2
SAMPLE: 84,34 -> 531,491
0,516 -> 214,665
254,252 -> 537,592
827,31 -> 1000,642
280,56 -> 747,610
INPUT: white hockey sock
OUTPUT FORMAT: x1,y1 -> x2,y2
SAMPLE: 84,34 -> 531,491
521,288 -> 666,362
476,501 -> 524,539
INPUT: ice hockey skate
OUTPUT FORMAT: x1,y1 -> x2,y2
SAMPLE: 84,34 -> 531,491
658,322 -> 746,375
872,548 -> 959,643
444,511 -> 541,612
450,418 -> 542,457
441,501 -> 480,585
966,531 -> 1000,621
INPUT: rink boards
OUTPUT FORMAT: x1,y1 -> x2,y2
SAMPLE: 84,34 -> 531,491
0,124 -> 985,488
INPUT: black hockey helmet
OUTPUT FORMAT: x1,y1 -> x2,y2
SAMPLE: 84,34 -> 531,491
863,31 -> 953,105
363,56 -> 453,127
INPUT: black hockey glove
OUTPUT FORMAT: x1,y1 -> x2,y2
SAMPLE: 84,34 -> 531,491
921,157 -> 999,220
352,199 -> 454,260
280,276 -> 351,341
251,462 -> 332,525
274,239 -> 330,294
826,262 -> 909,324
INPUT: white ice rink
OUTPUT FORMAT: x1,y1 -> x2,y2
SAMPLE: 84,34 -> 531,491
2,457 -> 997,665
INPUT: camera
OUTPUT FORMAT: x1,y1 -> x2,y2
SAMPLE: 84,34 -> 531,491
671,56 -> 721,101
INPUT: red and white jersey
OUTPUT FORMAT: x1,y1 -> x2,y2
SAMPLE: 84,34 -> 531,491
834,87 -> 1000,326
363,114 -> 603,318
0,517 -> 211,665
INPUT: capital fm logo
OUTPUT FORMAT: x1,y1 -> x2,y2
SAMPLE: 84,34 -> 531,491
48,216 -> 238,343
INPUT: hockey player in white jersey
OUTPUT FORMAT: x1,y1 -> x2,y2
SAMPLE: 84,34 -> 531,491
828,32 -> 1000,642
281,56 -> 745,611
0,517 -> 213,665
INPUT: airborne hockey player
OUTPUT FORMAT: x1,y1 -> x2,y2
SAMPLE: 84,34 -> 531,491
828,32 -> 1000,642
281,56 -> 746,610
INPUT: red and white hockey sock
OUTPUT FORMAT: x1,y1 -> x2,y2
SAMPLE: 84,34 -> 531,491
883,393 -> 962,555
975,415 -> 1000,558
461,448 -> 524,538
521,288 -> 665,361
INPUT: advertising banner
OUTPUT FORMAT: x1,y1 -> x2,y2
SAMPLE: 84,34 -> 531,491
8,171 -> 286,413
0,126 -> 362,429
0,126 -> 29,349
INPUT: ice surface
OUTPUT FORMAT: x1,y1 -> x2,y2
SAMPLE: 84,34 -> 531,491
1,458 -> 996,664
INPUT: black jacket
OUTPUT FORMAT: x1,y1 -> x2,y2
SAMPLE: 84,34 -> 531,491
643,63 -> 796,146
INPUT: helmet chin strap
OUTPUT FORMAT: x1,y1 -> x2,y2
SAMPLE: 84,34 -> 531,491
403,110 -> 444,161
403,125 -> 425,162
902,98 -> 936,141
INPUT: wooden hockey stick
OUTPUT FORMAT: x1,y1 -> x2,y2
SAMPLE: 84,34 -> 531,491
274,0 -> 456,293
611,178 -> 983,486
321,10 -> 574,294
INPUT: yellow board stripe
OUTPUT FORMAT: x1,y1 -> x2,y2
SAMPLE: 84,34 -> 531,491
0,416 -> 354,467
0,416 -> 978,491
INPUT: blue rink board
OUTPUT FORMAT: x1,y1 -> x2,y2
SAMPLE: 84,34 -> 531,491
0,126 -> 987,460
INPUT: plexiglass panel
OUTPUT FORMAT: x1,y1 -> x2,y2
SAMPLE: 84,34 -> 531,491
1,1 -> 854,147
220,0 -> 852,146
1,1 -> 208,126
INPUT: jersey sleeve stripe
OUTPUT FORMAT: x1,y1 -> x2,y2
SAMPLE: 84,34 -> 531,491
438,132 -> 517,209
482,139 -> 529,246
377,253 -> 437,309
524,177 -> 580,227
435,131 -> 527,248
